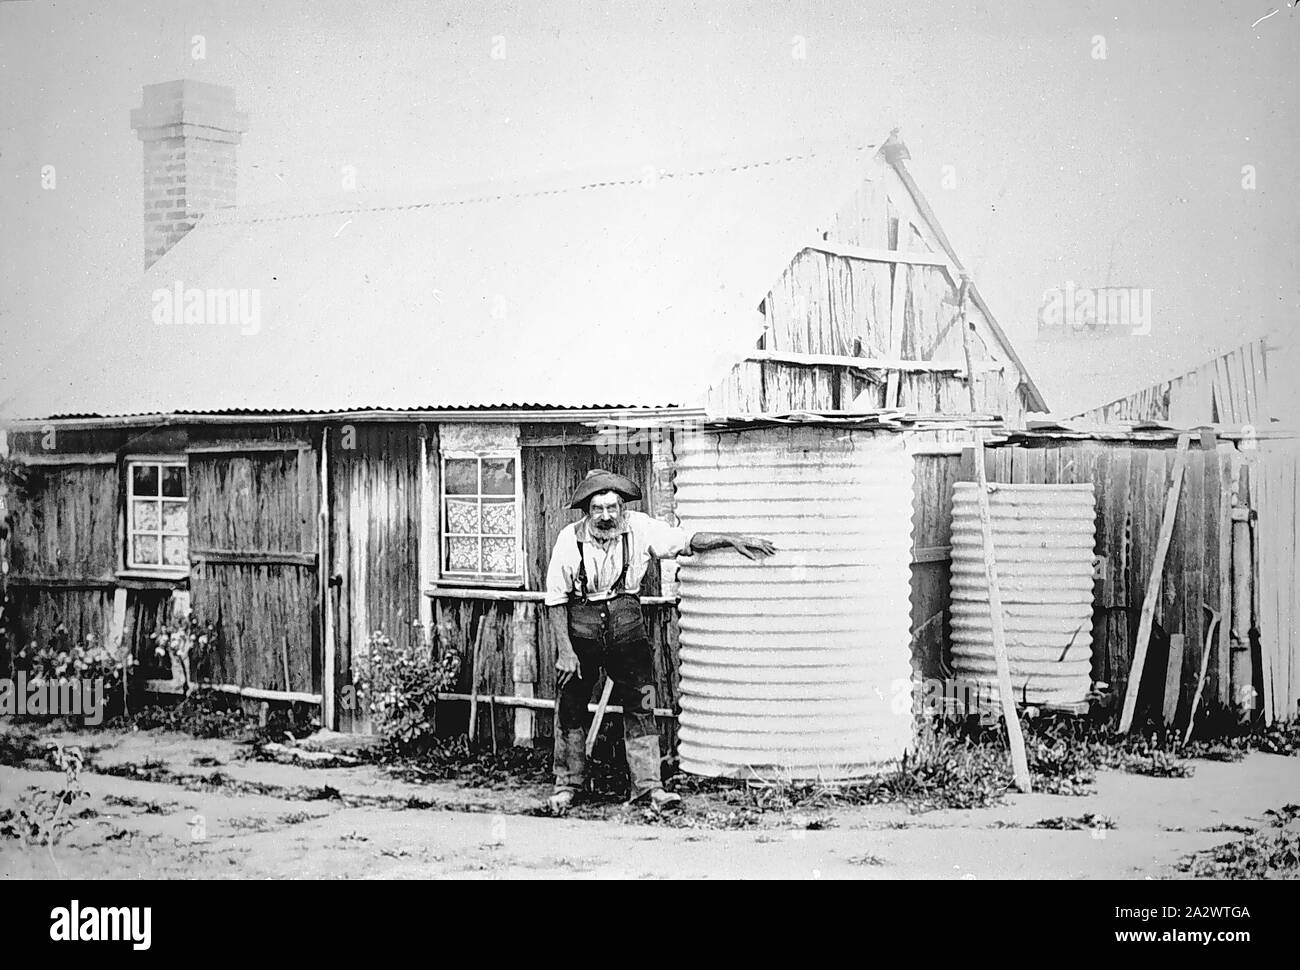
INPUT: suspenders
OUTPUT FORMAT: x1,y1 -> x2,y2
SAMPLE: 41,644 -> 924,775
567,529 -> 643,644
574,531 -> 631,602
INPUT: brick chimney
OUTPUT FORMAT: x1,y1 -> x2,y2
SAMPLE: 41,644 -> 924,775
131,80 -> 248,270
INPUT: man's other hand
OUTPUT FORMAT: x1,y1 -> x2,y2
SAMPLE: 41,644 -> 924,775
557,648 -> 582,688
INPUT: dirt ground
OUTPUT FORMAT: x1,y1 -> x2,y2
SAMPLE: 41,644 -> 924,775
2,725 -> 1297,879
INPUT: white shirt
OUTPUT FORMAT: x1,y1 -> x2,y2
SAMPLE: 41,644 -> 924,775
544,510 -> 693,606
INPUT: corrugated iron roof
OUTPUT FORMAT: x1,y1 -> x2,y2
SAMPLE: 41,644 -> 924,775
2,145 -> 886,420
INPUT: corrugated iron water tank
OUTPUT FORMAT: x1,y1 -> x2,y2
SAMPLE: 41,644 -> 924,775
674,427 -> 915,780
949,483 -> 1097,706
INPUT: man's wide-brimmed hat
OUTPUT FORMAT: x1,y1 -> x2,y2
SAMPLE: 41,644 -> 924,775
569,469 -> 642,510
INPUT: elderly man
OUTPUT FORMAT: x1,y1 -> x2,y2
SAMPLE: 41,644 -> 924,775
544,469 -> 775,814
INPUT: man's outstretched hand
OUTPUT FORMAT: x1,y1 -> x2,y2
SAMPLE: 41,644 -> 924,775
729,535 -> 777,560
689,531 -> 778,561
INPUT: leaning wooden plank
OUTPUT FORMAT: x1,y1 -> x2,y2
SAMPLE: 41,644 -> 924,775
953,291 -> 1010,759
585,677 -> 616,756
466,611 -> 489,744
953,283 -> 1028,788
1185,610 -> 1221,744
1118,434 -> 1192,733
971,430 -> 1032,793
1162,633 -> 1185,726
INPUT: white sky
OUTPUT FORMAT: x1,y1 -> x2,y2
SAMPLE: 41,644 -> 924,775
1,0 -> 1296,415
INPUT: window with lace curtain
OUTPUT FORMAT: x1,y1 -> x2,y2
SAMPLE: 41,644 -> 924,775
440,451 -> 523,584
127,459 -> 188,572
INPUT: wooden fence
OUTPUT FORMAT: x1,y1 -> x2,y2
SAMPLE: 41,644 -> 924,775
428,597 -> 680,756
909,432 -> 1291,730
1250,439 -> 1300,723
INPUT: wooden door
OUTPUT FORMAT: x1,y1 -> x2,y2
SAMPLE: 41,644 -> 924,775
187,440 -> 320,696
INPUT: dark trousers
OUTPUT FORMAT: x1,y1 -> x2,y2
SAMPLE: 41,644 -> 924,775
554,634 -> 662,798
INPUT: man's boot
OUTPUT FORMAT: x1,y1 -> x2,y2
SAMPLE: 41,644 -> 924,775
547,789 -> 576,815
625,734 -> 678,809
549,727 -> 588,815
648,789 -> 682,810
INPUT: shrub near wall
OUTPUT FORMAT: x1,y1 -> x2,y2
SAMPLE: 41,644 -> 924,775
350,626 -> 462,753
